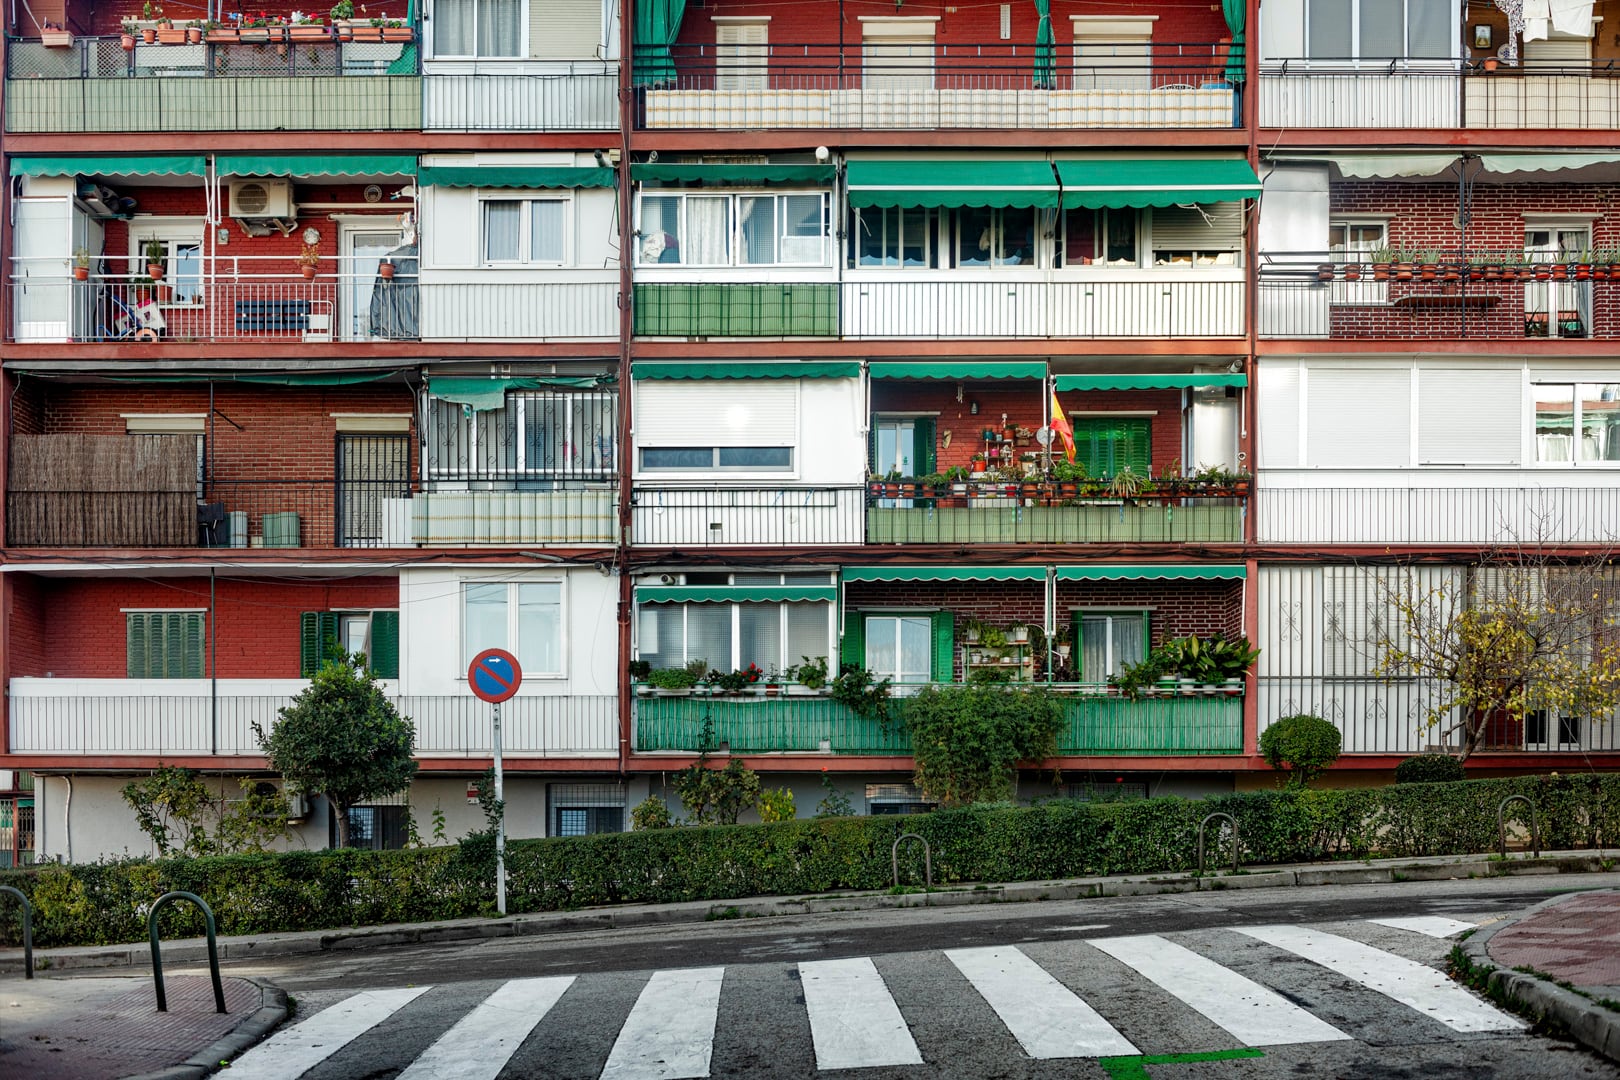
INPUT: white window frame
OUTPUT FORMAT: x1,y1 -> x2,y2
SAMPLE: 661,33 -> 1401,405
128,219 -> 205,307
1071,15 -> 1156,91
425,390 -> 617,480
1328,216 -> 1389,303
1530,381 -> 1620,468
713,16 -> 769,91
849,205 -> 941,270
1302,0 -> 1459,65
1059,206 -> 1142,269
636,573 -> 836,674
635,190 -> 832,268
1075,610 -> 1149,683
863,613 -> 933,686
950,206 -> 1042,270
429,0 -> 527,60
859,17 -> 938,90
637,446 -> 795,472
460,578 -> 567,678
480,193 -> 570,267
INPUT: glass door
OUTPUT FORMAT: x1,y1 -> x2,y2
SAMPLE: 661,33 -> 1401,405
341,227 -> 403,341
873,418 -> 918,508
865,615 -> 932,688
1525,227 -> 1590,339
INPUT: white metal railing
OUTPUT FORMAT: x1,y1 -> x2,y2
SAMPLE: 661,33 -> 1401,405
7,680 -> 619,756
1256,485 -> 1620,545
417,279 -> 619,340
424,70 -> 619,130
1258,61 -> 1459,128
631,486 -> 866,547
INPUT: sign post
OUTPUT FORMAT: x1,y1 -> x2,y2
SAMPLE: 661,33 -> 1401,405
468,647 -> 522,916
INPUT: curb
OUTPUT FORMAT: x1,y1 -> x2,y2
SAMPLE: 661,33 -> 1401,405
121,977 -> 289,1080
1457,891 -> 1620,1063
2,849 -> 1610,976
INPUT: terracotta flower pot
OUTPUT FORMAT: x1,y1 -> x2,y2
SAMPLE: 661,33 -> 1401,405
1317,263 -> 1335,282
121,32 -> 136,50
381,26 -> 413,41
300,265 -> 317,280
378,261 -> 395,280
141,28 -> 156,43
156,27 -> 185,44
187,27 -> 202,43
1394,262 -> 1414,281
207,29 -> 240,42
73,266 -> 89,281
147,263 -> 164,280
1419,263 -> 1438,282
1372,262 -> 1391,281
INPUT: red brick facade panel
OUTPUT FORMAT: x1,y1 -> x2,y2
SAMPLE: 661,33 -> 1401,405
15,575 -> 399,679
6,575 -> 49,678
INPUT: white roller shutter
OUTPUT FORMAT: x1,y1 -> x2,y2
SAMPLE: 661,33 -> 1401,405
1524,36 -> 1592,67
636,380 -> 798,447
531,0 -> 601,59
1257,364 -> 1301,468
1151,204 -> 1245,252
1417,368 -> 1522,465
1306,367 -> 1410,467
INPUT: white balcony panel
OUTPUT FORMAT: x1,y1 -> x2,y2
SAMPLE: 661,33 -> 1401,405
1465,75 -> 1620,130
1259,69 -> 1459,128
632,487 -> 865,547
417,280 -> 618,341
404,489 -> 617,546
423,69 -> 619,130
7,679 -> 617,757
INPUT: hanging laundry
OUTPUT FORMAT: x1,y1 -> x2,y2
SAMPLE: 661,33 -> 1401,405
1549,0 -> 1595,37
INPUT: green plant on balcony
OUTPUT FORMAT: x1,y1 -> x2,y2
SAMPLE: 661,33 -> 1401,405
904,684 -> 1062,806
786,655 -> 829,691
710,663 -> 764,694
1107,465 -> 1150,500
144,239 -> 167,281
830,664 -> 893,726
72,247 -> 91,281
627,659 -> 651,683
646,666 -> 700,693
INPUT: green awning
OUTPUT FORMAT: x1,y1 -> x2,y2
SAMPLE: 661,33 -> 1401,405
1055,159 -> 1260,209
632,163 -> 836,186
633,362 -> 860,380
427,375 -> 605,410
636,586 -> 838,604
418,166 -> 615,189
10,155 -> 205,178
1054,374 -> 1248,391
216,155 -> 417,178
843,566 -> 1046,583
869,362 -> 1046,381
1057,565 -> 1247,582
847,160 -> 1058,209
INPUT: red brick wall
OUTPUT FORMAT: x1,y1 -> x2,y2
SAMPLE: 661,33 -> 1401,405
9,376 -> 45,437
6,575 -> 49,679
1327,181 -> 1620,340
20,575 -> 399,679
870,382 -> 1183,476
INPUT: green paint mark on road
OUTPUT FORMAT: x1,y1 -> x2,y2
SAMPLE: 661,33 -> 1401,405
1100,1048 -> 1266,1080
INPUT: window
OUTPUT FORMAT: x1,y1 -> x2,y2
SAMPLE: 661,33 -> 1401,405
463,581 -> 563,675
637,192 -> 831,267
1329,221 -> 1386,256
299,611 -> 400,678
123,414 -> 207,486
1072,17 -> 1154,91
864,615 -> 933,684
131,234 -> 203,304
1525,227 -> 1591,339
639,446 -> 792,471
127,611 -> 205,678
1070,416 -> 1150,478
432,0 -> 522,58
1526,710 -> 1582,749
715,19 -> 768,91
862,23 -> 934,90
1305,0 -> 1454,61
1151,205 -> 1243,267
639,589 -> 833,673
1077,612 -> 1146,682
340,806 -> 410,850
953,207 -> 1038,268
1533,383 -> 1620,465
550,784 -> 627,835
482,198 -> 566,265
1059,208 -> 1139,268
866,782 -> 937,815
849,206 -> 941,269
426,391 -> 616,480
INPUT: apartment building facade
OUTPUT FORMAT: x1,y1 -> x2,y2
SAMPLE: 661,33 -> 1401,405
0,0 -> 1614,864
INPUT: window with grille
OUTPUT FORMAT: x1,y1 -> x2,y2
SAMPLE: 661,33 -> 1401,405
426,390 -> 616,481
550,784 -> 626,836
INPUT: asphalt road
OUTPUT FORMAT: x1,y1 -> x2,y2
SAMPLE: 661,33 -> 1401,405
187,875 -> 1620,1079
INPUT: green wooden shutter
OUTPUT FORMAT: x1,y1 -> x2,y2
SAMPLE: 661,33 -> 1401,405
840,613 -> 866,673
1073,417 -> 1150,477
914,416 -> 936,476
129,612 -> 204,678
299,612 -> 343,676
181,613 -> 205,679
127,613 -> 149,678
369,610 -> 400,678
930,610 -> 955,682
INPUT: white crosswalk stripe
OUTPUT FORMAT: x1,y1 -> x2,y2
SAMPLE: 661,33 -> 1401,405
1234,925 -> 1523,1033
946,945 -> 1137,1058
225,986 -> 432,1080
600,966 -> 726,1080
800,956 -> 925,1070
1089,934 -> 1352,1047
1368,916 -> 1478,938
396,976 -> 575,1080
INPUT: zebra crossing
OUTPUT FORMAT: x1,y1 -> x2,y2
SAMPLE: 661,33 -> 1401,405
226,918 -> 1520,1079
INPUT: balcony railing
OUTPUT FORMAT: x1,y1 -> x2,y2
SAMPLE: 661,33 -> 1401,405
633,687 -> 1243,755
1256,486 -> 1620,546
632,486 -> 865,547
636,43 -> 1239,130
5,35 -> 421,133
865,482 -> 1247,544
423,69 -> 619,131
384,487 -> 619,547
1261,58 -> 1620,130
7,678 -> 618,756
1258,255 -> 1612,340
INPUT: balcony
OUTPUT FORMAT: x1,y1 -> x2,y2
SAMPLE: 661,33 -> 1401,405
865,482 -> 1247,545
631,487 -> 865,547
1255,485 -> 1620,546
632,283 -> 838,337
423,68 -> 619,131
6,679 -> 618,756
636,44 -> 1239,131
1260,60 -> 1620,130
1257,257 -> 1615,340
633,688 -> 1243,755
5,35 -> 421,134
382,488 -> 618,547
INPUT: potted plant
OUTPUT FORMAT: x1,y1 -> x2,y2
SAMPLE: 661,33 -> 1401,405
156,15 -> 185,44
1370,246 -> 1393,282
1417,249 -> 1439,282
1316,260 -> 1336,282
144,239 -> 166,281
381,17 -> 413,42
960,618 -> 985,645
1107,465 -> 1150,500
786,655 -> 829,696
121,20 -> 137,48
1392,250 -> 1415,281
41,21 -> 73,47
351,16 -> 384,41
207,18 -> 240,42
1551,258 -> 1569,282
1005,623 -> 1031,645
1574,250 -> 1594,280
297,243 -> 321,280
378,259 -> 395,280
331,0 -> 356,38
290,15 -> 329,41
72,248 -> 91,281
1342,258 -> 1362,282
185,19 -> 203,43
646,666 -> 699,696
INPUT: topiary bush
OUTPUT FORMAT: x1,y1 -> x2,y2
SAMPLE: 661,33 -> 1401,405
1395,754 -> 1467,784
1259,714 -> 1343,788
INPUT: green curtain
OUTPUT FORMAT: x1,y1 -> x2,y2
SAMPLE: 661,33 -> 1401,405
634,0 -> 688,86
1034,0 -> 1055,90
1222,0 -> 1245,83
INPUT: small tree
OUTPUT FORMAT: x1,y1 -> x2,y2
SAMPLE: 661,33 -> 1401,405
123,765 -> 217,856
672,717 -> 761,825
1259,714 -> 1342,789
905,684 -> 1063,807
258,652 -> 418,848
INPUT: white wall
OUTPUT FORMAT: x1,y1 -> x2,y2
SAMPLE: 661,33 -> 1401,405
397,566 -> 619,698
420,155 -> 619,270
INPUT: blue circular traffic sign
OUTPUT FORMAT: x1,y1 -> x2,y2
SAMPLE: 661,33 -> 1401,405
468,648 -> 522,703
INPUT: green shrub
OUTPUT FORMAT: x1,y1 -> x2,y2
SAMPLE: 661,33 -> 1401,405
905,684 -> 1063,806
1259,714 -> 1343,788
1395,754 -> 1467,784
630,796 -> 674,830
1,773 -> 1613,949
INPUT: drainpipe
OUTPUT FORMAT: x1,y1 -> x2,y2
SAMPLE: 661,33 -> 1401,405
210,567 -> 217,756
62,775 -> 72,864
615,0 -> 635,777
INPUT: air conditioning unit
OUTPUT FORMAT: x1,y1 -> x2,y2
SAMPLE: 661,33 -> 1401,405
228,178 -> 294,219
245,780 -> 311,822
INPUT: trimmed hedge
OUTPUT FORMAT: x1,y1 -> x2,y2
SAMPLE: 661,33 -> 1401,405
1,773 -> 1614,949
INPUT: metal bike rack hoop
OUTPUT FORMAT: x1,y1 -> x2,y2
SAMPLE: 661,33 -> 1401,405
892,832 -> 932,889
1197,812 -> 1241,875
0,885 -> 33,979
148,891 -> 226,1014
1497,794 -> 1541,859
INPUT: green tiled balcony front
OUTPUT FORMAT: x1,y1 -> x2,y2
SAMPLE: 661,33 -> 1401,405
866,501 -> 1245,545
632,283 -> 839,337
634,691 -> 1243,756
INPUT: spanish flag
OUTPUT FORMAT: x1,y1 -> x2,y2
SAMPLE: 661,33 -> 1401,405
1050,389 -> 1076,464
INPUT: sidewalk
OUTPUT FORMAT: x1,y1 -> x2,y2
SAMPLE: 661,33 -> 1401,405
1461,889 -> 1620,1062
0,973 -> 286,1080
1,846 -> 1609,977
